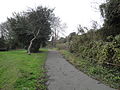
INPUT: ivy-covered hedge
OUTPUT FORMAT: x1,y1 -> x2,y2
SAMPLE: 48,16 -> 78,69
69,34 -> 120,69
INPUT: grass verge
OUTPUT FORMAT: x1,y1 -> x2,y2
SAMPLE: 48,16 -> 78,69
0,49 -> 48,90
59,50 -> 120,89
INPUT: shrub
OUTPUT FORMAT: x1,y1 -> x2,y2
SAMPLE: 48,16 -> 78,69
68,34 -> 120,69
56,43 -> 68,50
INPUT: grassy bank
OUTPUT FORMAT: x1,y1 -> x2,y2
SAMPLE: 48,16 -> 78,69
59,50 -> 120,89
0,49 -> 48,90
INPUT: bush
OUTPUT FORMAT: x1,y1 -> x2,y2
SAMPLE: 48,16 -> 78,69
56,43 -> 68,50
68,34 -> 120,69
115,34 -> 120,44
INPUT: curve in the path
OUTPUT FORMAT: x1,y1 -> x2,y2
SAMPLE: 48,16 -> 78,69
45,50 -> 116,90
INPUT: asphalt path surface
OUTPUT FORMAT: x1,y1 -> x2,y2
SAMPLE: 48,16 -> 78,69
45,50 -> 116,90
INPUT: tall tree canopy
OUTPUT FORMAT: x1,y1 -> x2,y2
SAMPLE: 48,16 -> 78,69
5,6 -> 58,53
100,0 -> 120,36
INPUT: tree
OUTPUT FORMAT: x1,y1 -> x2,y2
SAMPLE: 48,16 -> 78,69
100,0 -> 120,36
25,7 -> 53,54
0,22 -> 10,40
68,32 -> 76,41
8,13 -> 30,49
77,25 -> 85,35
50,16 -> 67,47
0,22 -> 13,50
7,6 -> 57,54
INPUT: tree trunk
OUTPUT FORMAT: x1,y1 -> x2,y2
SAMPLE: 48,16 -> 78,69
27,30 -> 40,55
27,37 -> 36,55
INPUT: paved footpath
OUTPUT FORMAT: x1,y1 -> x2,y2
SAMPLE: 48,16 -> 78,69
45,50 -> 116,90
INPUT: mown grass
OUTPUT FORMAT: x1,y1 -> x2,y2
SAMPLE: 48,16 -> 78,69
59,50 -> 120,89
0,49 -> 48,90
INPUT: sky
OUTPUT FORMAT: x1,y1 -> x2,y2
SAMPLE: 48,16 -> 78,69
0,0 -> 105,36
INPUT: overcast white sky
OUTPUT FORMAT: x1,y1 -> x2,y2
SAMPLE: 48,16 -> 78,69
0,0 -> 105,36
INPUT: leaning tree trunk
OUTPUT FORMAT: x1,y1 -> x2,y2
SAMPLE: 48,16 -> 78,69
27,37 -> 36,55
27,30 -> 40,55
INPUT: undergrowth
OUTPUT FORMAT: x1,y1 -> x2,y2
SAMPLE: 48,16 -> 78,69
59,50 -> 120,89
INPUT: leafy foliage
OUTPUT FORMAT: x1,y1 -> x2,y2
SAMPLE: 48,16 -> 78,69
100,0 -> 120,36
69,34 -> 120,68
7,6 -> 55,52
60,50 -> 120,88
0,6 -> 59,53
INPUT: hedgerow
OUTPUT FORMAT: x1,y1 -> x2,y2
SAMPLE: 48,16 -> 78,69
69,34 -> 120,69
